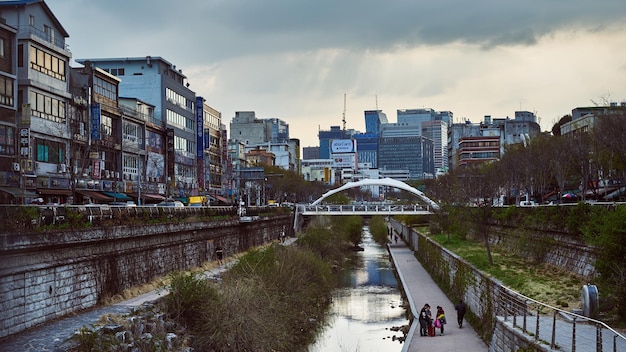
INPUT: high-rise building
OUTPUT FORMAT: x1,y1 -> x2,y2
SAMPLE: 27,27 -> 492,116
422,120 -> 448,175
302,146 -> 320,160
318,125 -> 349,160
378,135 -> 434,180
448,112 -> 540,170
230,111 -> 297,172
364,110 -> 388,134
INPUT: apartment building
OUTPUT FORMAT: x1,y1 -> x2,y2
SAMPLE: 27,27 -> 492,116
0,0 -> 72,204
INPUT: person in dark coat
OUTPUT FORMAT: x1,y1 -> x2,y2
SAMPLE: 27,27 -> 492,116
418,303 -> 432,336
455,299 -> 467,328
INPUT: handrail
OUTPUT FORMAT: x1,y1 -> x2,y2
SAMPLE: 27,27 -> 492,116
497,271 -> 626,351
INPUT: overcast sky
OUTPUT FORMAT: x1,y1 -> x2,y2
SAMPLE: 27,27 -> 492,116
50,0 -> 626,147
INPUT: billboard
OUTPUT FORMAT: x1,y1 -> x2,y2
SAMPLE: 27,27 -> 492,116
330,139 -> 356,153
332,153 -> 356,168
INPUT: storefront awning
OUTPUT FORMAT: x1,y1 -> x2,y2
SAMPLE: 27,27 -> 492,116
143,193 -> 165,201
102,191 -> 132,201
0,187 -> 38,198
76,190 -> 113,202
209,195 -> 231,204
37,188 -> 73,196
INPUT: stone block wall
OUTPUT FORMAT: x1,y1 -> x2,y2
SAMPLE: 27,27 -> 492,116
389,219 -> 592,352
0,215 -> 291,339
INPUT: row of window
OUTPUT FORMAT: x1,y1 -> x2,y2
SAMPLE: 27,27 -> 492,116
29,91 -> 66,123
104,68 -> 125,76
35,138 -> 64,163
166,88 -> 194,110
174,135 -> 194,153
166,108 -> 194,130
94,76 -> 117,101
29,45 -> 66,81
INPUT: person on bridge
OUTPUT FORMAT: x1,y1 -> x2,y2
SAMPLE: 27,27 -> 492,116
455,299 -> 467,328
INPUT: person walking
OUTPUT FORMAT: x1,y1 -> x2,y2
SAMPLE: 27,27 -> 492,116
435,306 -> 446,335
455,299 -> 467,328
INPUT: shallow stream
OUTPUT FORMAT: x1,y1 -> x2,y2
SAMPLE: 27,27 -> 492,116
309,226 -> 409,352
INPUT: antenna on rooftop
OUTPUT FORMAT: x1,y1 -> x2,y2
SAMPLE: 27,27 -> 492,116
375,94 -> 379,110
342,93 -> 347,131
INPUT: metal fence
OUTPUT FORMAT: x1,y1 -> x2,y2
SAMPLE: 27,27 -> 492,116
497,284 -> 626,352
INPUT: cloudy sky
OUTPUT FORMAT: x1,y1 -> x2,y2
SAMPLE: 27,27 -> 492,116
50,0 -> 626,147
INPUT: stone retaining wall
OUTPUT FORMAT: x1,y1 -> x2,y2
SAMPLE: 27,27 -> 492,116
389,219 -> 596,352
0,215 -> 291,339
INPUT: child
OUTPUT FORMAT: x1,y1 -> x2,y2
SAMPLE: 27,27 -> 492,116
436,306 -> 446,335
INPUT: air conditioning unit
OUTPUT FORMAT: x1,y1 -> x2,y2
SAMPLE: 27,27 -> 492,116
115,172 -> 120,179
105,170 -> 110,178
58,164 -> 67,173
12,162 -> 20,171
124,173 -> 129,180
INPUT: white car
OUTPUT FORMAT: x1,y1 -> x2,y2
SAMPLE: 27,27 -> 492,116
157,200 -> 184,207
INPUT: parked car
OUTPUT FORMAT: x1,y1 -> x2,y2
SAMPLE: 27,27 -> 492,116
157,200 -> 184,207
110,201 -> 137,207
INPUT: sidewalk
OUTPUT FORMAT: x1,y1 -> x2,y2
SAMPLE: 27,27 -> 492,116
387,239 -> 489,352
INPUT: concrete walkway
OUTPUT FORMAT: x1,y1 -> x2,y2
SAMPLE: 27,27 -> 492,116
388,238 -> 489,352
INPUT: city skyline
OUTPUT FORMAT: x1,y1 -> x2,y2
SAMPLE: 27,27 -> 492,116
50,0 -> 626,147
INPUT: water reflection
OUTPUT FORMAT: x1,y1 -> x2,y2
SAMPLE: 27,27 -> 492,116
309,226 -> 408,352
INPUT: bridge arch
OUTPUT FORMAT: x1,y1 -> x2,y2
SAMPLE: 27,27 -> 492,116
311,178 -> 439,211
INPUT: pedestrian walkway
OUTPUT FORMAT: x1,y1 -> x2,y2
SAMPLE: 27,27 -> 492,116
387,239 -> 489,352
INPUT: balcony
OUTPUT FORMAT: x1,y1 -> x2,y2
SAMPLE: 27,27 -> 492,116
17,26 -> 70,52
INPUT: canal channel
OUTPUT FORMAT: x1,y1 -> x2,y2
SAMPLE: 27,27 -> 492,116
309,226 -> 409,352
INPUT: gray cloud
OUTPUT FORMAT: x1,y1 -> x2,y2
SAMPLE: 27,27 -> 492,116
52,0 -> 626,64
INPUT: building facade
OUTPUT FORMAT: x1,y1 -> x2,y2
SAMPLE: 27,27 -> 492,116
0,0 -> 72,204
78,56 -> 199,198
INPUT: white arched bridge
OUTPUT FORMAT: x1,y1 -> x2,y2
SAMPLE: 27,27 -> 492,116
297,178 -> 439,217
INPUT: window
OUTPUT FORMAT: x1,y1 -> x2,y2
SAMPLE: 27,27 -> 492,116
123,121 -> 141,142
29,15 -> 34,26
93,76 -> 117,101
123,154 -> 139,175
0,76 -> 14,106
101,114 -> 112,137
29,45 -> 66,81
18,44 -> 23,67
0,125 -> 15,156
43,25 -> 54,44
29,91 -> 65,123
35,138 -> 64,163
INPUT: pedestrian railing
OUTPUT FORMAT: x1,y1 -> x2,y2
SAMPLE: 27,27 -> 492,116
497,285 -> 626,352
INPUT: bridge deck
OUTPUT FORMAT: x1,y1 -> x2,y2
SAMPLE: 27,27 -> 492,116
300,204 -> 433,216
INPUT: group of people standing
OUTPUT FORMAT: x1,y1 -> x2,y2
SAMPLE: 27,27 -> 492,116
418,300 -> 467,337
